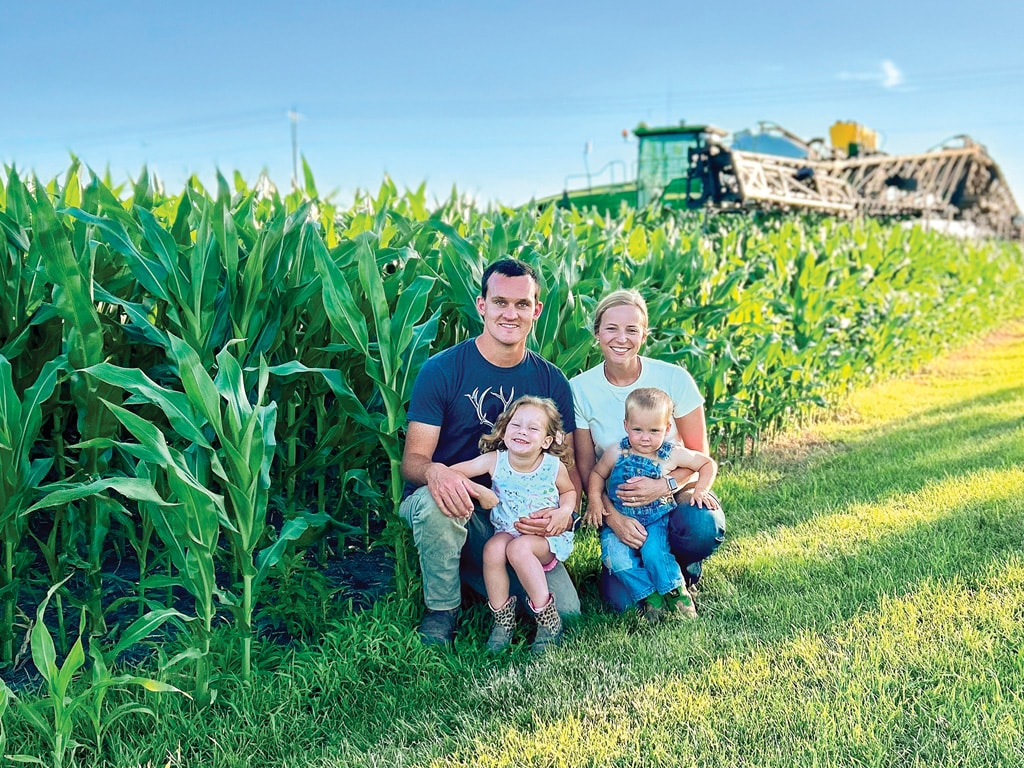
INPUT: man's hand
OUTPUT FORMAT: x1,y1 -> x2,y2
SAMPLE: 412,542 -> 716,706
544,506 -> 575,536
425,463 -> 476,519
513,506 -> 573,536
513,508 -> 552,536
603,506 -> 648,550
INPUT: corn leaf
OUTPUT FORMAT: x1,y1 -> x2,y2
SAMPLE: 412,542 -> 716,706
26,477 -> 171,514
309,225 -> 369,356
166,333 -> 223,434
82,362 -> 211,448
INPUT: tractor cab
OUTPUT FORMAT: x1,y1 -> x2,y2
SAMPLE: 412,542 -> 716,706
634,122 -> 727,208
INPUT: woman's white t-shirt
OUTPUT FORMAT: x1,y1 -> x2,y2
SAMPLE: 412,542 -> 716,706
570,356 -> 704,458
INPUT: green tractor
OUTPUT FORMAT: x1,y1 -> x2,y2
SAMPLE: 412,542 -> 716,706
539,122 -> 728,216
539,119 -> 1022,238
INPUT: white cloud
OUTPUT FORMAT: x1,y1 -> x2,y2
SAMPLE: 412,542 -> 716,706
881,60 -> 904,88
837,60 -> 904,88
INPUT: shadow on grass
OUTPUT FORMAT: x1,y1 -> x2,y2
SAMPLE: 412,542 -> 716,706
700,373 -> 1024,638
727,383 -> 1024,532
706,483 -> 1024,642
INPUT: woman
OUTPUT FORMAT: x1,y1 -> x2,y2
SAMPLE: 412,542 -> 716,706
571,289 -> 725,614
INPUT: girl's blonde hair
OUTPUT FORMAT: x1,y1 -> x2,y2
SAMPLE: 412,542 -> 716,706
592,288 -> 649,335
625,387 -> 674,424
479,395 -> 571,464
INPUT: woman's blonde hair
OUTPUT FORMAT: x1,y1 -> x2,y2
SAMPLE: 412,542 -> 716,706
592,288 -> 649,334
479,395 -> 571,464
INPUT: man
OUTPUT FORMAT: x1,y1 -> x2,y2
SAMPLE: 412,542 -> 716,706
399,258 -> 581,647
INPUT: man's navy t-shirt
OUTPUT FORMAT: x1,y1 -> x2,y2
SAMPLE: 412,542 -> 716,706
405,338 -> 576,492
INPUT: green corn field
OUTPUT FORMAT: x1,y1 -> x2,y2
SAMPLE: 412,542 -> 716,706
1,160 -> 1023,733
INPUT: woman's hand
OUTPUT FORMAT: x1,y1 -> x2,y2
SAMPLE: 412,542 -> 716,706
614,475 -> 668,507
603,506 -> 648,550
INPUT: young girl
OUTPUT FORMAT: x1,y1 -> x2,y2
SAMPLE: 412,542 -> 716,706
450,396 -> 577,653
586,387 -> 719,623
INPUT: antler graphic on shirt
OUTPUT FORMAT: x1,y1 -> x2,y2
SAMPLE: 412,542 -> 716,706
465,387 -> 494,428
464,386 -> 517,429
492,386 -> 515,413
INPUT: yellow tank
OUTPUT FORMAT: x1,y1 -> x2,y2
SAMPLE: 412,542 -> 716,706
830,121 -> 878,156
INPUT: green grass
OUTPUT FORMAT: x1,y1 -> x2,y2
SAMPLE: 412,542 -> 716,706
7,321 -> 1024,767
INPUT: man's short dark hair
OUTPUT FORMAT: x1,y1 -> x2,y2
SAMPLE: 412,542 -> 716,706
480,258 -> 540,299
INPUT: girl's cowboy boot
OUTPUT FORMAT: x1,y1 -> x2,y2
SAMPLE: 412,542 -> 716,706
487,595 -> 518,652
529,593 -> 562,654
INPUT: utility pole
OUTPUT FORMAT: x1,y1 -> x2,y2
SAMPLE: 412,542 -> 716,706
288,106 -> 301,189
584,140 -> 593,189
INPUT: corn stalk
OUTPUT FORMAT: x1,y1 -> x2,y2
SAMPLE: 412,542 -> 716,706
31,182 -> 123,636
311,225 -> 438,595
80,336 -> 309,683
0,355 -> 63,664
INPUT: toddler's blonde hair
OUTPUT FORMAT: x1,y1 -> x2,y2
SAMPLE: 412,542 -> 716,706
624,387 -> 674,424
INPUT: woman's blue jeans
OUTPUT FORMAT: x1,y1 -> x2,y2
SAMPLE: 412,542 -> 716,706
600,494 -> 726,613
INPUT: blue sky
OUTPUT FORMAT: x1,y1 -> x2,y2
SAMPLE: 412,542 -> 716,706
3,1 -> 1023,208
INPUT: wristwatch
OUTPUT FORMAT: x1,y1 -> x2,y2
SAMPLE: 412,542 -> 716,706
665,476 -> 678,492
